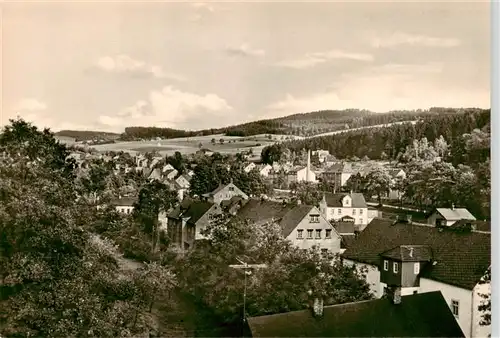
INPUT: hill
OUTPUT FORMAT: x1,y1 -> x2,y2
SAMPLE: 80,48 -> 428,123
55,130 -> 121,142
119,107 -> 479,140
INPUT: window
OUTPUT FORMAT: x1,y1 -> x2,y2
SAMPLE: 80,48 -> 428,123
325,229 -> 332,239
297,230 -> 303,239
393,262 -> 399,273
451,300 -> 459,317
229,186 -> 235,191
337,209 -> 342,215
316,230 -> 322,239
307,229 -> 313,239
360,209 -> 364,215
414,263 -> 420,274
353,209 -> 356,215
310,215 -> 320,223
359,218 -> 363,224
383,260 -> 389,271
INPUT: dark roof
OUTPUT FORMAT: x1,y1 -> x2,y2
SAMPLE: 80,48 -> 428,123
279,205 -> 316,237
220,195 -> 244,208
236,199 -> 295,225
324,192 -> 367,208
247,291 -> 465,338
334,221 -> 355,234
380,245 -> 433,262
452,219 -> 490,233
342,218 -> 491,290
341,235 -> 356,249
110,197 -> 137,207
142,167 -> 153,178
181,201 -> 214,225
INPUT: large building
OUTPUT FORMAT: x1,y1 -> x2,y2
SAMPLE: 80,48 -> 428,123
342,217 -> 491,338
319,192 -> 369,229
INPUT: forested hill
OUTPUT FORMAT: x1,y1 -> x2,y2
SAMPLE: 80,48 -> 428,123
119,107 -> 483,140
55,130 -> 121,142
282,108 -> 490,164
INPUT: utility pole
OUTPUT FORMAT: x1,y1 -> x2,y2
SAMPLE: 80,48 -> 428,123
229,257 -> 267,323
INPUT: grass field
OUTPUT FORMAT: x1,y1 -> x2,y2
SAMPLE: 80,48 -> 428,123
91,134 -> 276,156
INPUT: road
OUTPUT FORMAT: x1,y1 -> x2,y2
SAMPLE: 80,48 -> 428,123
306,119 -> 419,139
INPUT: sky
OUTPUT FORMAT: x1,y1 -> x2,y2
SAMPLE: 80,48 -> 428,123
1,1 -> 491,133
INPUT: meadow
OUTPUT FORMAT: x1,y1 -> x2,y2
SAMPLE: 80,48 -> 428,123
91,133 -> 278,156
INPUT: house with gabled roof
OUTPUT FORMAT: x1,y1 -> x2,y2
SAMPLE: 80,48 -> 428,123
164,168 -> 178,180
341,217 -> 491,338
175,174 -> 191,189
427,205 -> 476,227
244,162 -> 257,173
322,162 -> 353,187
247,291 -> 465,338
259,164 -> 273,177
167,199 -> 223,250
202,182 -> 249,205
110,196 -> 137,215
319,192 -> 369,229
236,199 -> 341,253
162,163 -> 175,172
147,168 -> 162,181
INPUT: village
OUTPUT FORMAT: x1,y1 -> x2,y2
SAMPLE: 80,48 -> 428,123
59,134 -> 492,338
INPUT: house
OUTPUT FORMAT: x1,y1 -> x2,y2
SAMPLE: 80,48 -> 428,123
322,162 -> 353,187
150,157 -> 163,169
319,192 -> 368,229
220,196 -> 247,215
236,199 -> 341,253
311,149 -> 330,163
202,182 -> 249,205
342,217 -> 491,338
388,168 -> 407,199
167,199 -> 223,250
110,196 -> 137,215
247,291 -> 465,338
164,168 -> 178,180
296,150 -> 317,183
259,164 -> 273,177
244,162 -> 257,173
175,174 -> 191,189
427,206 -> 476,227
163,179 -> 187,201
147,168 -> 162,181
162,163 -> 175,172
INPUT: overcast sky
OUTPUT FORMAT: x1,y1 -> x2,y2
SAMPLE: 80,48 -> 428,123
1,1 -> 490,133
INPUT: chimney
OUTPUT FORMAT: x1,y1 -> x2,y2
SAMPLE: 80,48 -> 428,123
312,297 -> 324,317
391,286 -> 401,305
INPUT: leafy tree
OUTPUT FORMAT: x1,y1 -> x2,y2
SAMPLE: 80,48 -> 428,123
261,144 -> 283,164
0,119 -> 146,337
364,168 -> 392,205
173,215 -> 372,325
133,262 -> 176,313
211,138 -> 216,145
478,267 -> 491,334
290,182 -> 323,206
219,138 -> 225,144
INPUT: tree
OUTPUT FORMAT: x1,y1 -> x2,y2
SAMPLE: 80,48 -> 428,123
364,168 -> 391,205
219,138 -> 225,145
173,216 -> 372,325
211,138 -> 216,145
478,267 -> 491,335
261,144 -> 283,165
198,142 -> 203,149
133,181 -> 178,253
0,119 -> 147,337
133,262 -> 176,313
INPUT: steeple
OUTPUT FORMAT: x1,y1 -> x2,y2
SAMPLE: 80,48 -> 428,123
306,149 -> 311,181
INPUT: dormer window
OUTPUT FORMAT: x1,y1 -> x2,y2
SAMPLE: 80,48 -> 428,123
393,262 -> 399,273
228,186 -> 235,191
383,260 -> 389,271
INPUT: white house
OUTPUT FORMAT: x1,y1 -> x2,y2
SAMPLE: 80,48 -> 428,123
175,174 -> 191,189
244,162 -> 257,173
319,192 -> 368,229
236,199 -> 341,254
312,149 -> 330,163
342,217 -> 491,338
164,168 -> 178,180
162,163 -> 175,172
427,206 -> 476,227
110,196 -> 137,215
259,164 -> 273,177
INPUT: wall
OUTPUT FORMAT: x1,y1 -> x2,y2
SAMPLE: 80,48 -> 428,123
297,167 -> 316,183
327,207 -> 368,225
340,173 -> 352,186
194,205 -> 223,240
287,209 -> 341,253
420,278 -> 472,337
343,259 -> 383,297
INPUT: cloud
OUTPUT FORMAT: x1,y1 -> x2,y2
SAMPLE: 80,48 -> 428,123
371,32 -> 461,48
15,98 -> 47,111
98,86 -> 233,132
266,62 -> 488,116
94,54 -> 185,81
225,44 -> 266,58
275,50 -> 374,69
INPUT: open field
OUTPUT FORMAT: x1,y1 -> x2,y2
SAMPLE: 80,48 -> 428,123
91,134 -> 275,156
